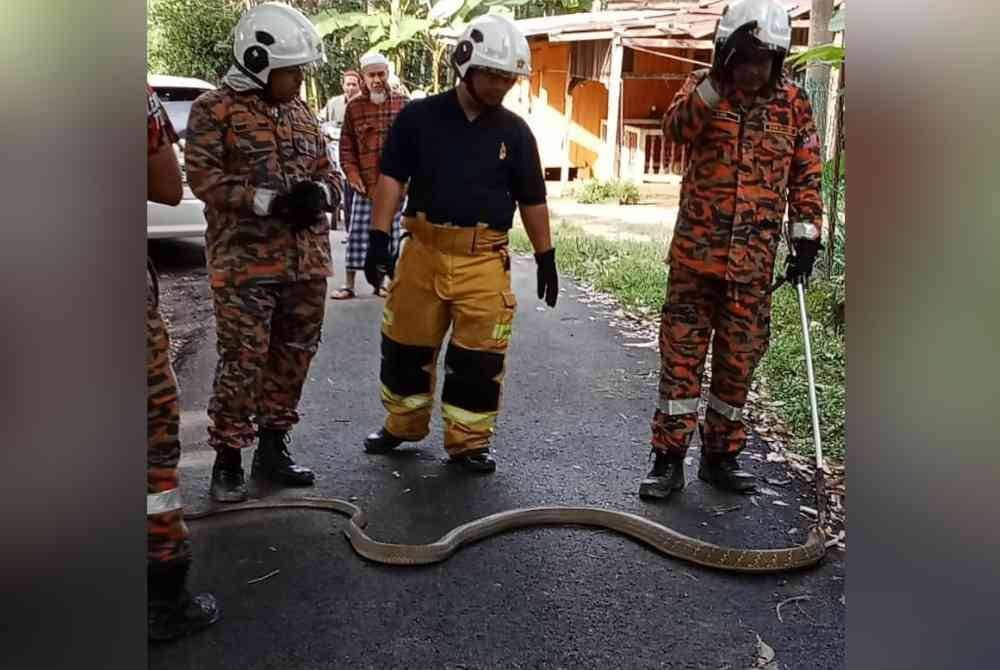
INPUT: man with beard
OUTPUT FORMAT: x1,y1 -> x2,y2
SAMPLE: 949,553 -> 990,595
184,2 -> 342,502
639,0 -> 824,500
360,14 -> 558,474
332,52 -> 408,300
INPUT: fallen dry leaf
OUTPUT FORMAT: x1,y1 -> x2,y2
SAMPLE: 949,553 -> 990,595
755,635 -> 776,667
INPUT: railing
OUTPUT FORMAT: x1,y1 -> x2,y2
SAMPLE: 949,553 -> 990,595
601,119 -> 690,182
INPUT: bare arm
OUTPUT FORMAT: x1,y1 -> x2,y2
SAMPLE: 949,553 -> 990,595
148,142 -> 183,206
371,175 -> 405,234
519,203 -> 552,253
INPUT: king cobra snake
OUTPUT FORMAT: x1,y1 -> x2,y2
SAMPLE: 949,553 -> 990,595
185,496 -> 826,573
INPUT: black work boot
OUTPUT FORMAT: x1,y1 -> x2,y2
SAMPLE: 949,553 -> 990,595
638,449 -> 686,500
251,428 -> 315,486
363,427 -> 405,454
148,562 -> 219,642
697,451 -> 757,492
447,449 -> 496,474
210,447 -> 247,503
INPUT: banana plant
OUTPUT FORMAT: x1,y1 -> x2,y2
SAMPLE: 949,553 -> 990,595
313,0 -> 531,92
313,0 -> 435,68
419,0 -> 533,92
786,6 -> 845,70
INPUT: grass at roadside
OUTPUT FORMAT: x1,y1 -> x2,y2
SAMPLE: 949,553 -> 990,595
757,274 -> 845,461
510,221 -> 667,316
511,221 -> 846,462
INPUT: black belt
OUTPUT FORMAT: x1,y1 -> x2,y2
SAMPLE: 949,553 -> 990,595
429,219 -> 508,232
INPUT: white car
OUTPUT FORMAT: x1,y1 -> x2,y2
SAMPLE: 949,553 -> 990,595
147,74 -> 215,239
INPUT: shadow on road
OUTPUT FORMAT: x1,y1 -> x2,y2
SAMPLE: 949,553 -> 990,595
148,237 -> 206,274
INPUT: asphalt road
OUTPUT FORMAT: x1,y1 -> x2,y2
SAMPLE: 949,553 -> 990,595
148,231 -> 844,669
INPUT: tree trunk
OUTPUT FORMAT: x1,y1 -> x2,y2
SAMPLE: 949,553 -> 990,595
806,0 -> 835,156
431,45 -> 442,93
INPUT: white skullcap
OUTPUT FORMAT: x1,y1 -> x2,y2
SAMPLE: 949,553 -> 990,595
359,52 -> 390,71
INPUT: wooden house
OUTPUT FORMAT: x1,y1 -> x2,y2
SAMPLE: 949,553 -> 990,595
494,0 -> 824,184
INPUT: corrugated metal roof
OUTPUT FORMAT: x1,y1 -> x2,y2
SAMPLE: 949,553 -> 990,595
438,0 -> 840,44
515,10 -> 679,37
505,0 -> 821,42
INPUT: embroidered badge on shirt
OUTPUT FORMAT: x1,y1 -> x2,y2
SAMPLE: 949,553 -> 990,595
499,141 -> 507,160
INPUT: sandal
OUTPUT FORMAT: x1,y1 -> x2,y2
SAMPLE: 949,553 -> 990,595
330,287 -> 356,300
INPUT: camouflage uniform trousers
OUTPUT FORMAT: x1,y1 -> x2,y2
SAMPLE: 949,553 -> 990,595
208,278 -> 327,453
650,263 -> 772,457
147,261 -> 191,567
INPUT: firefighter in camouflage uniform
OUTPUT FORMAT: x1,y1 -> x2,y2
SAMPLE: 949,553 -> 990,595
147,84 -> 219,641
640,0 -> 824,500
361,15 -> 558,474
184,2 -> 342,502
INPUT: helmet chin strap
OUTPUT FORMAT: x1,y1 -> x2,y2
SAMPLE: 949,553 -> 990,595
769,52 -> 786,89
233,60 -> 268,89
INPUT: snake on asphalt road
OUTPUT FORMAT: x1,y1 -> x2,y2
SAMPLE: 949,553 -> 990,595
185,497 -> 826,573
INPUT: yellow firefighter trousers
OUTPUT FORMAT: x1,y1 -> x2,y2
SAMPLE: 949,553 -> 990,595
379,214 -> 516,457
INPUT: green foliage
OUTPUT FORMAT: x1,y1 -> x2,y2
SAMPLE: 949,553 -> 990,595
816,155 -> 846,278
787,6 -> 846,71
147,0 -> 240,83
615,180 -> 640,205
148,0 -> 593,97
758,278 -> 846,461
574,179 -> 641,205
516,0 -> 591,19
313,4 -> 433,55
509,222 -> 667,311
312,0 -> 551,93
787,44 -> 844,70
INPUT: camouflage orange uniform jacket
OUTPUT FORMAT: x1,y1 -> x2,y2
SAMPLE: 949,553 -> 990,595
339,91 -> 408,193
663,69 -> 823,286
184,87 -> 342,288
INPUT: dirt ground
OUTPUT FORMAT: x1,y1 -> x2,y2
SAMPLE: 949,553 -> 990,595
538,181 -> 682,243
148,239 -> 214,370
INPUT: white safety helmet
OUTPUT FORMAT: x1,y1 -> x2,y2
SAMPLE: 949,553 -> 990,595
715,0 -> 792,53
451,14 -> 531,80
232,2 -> 327,88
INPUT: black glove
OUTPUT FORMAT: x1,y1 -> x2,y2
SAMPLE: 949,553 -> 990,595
785,238 -> 821,285
272,181 -> 329,231
534,248 -> 558,308
364,229 -> 394,289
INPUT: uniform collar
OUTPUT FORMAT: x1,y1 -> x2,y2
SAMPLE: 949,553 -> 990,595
228,86 -> 302,114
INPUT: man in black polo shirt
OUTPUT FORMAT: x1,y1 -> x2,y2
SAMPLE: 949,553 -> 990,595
358,14 -> 558,474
